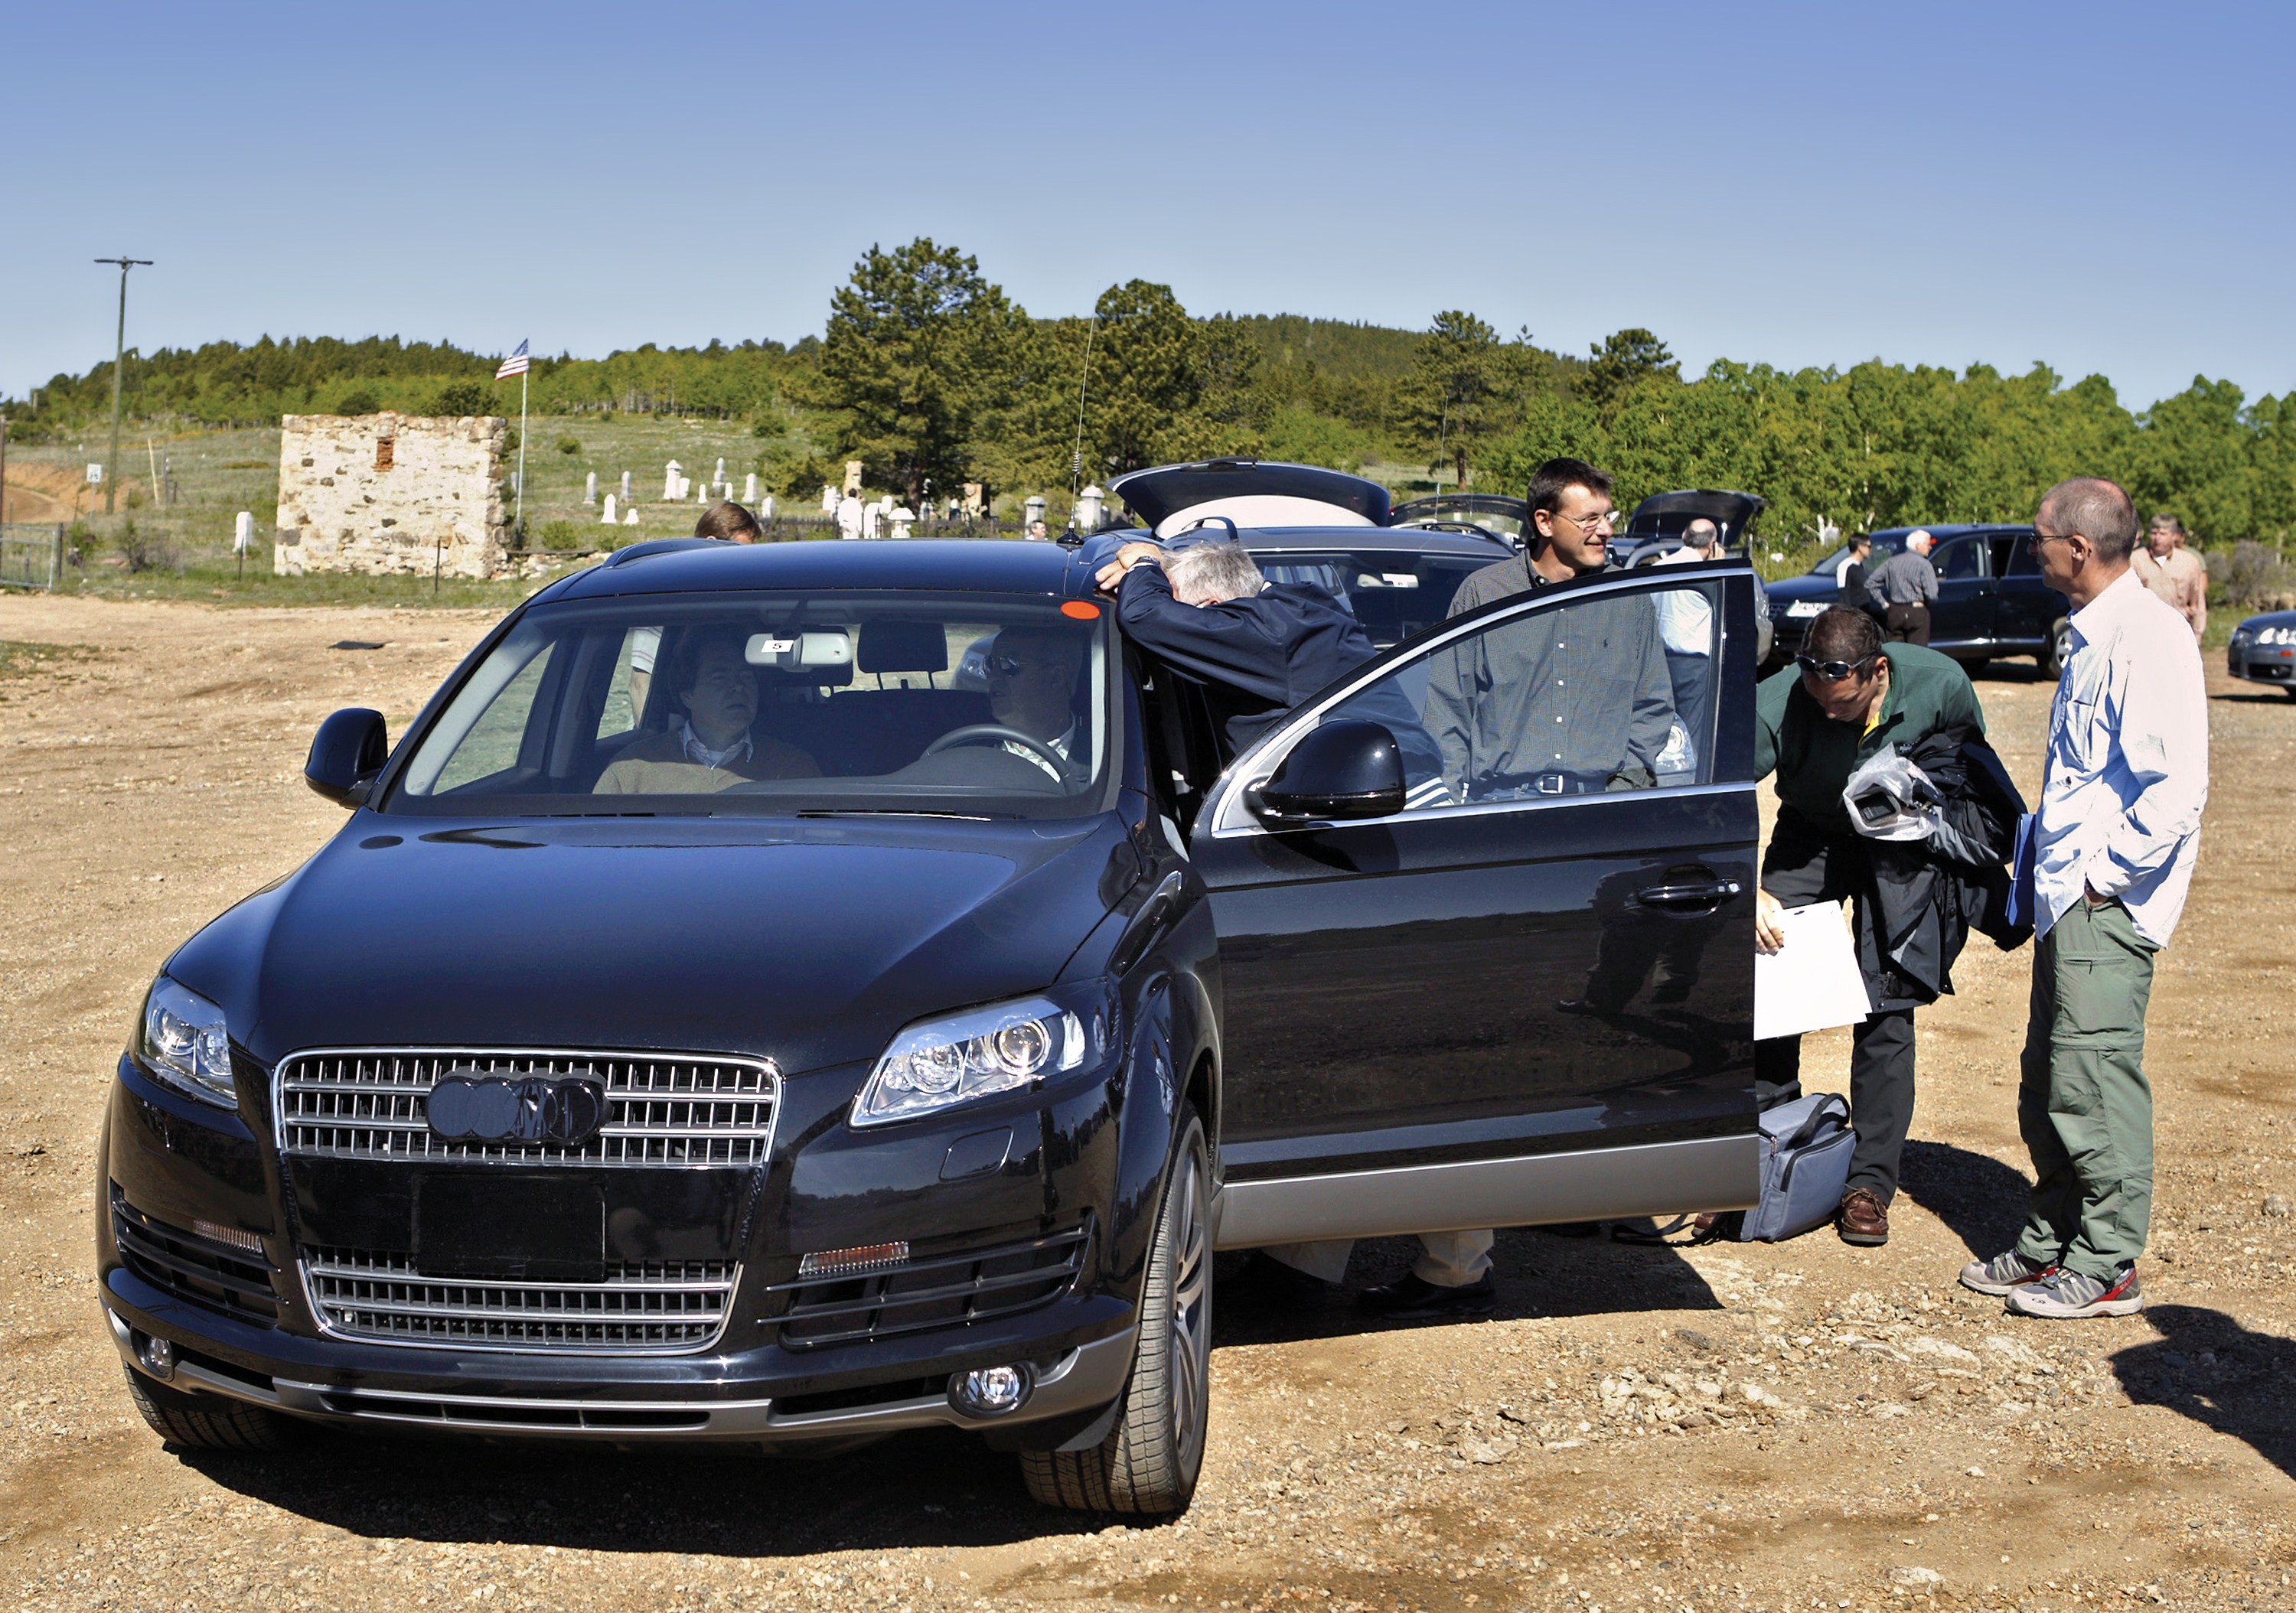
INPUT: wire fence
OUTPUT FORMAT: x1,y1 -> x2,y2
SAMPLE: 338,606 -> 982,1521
0,523 -> 66,590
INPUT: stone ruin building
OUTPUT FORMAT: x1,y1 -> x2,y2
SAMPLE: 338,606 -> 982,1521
274,412 -> 509,578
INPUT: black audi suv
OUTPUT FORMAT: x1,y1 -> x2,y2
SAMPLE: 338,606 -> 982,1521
99,489 -> 1763,1515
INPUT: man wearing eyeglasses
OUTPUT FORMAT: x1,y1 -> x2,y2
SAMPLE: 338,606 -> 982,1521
1753,604 -> 1986,1246
1957,478 -> 2206,1320
1425,457 -> 1676,804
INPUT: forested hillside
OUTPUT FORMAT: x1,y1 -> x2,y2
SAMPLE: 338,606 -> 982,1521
8,237 -> 2292,564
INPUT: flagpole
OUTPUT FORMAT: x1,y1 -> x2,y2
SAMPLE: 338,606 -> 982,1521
515,368 -> 529,543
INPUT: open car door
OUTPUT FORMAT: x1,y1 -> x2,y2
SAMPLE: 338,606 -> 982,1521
1191,565 -> 1763,1250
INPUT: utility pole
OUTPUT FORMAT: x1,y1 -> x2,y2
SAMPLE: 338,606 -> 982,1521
94,256 -> 152,516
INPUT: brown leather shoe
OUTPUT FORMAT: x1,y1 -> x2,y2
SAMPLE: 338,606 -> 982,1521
1838,1188 -> 1889,1246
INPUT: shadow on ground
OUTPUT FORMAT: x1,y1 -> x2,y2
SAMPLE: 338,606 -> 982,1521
182,1421 -> 1083,1555
1895,1139 -> 2033,1259
1211,1225 -> 1725,1350
2112,1304 -> 2296,1485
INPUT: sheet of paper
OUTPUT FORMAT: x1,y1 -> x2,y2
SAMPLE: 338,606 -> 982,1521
1754,900 -> 1873,1041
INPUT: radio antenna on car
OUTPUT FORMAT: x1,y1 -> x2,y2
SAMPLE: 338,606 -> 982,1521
1069,314 -> 1098,501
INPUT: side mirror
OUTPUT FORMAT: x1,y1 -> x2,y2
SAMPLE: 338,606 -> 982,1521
1247,719 -> 1405,826
305,708 -> 389,807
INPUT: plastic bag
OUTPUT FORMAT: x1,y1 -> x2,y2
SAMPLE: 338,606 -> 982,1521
1843,744 -> 1943,842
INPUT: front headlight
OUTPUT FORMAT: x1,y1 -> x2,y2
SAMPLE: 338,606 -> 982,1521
2257,625 -> 2296,647
138,976 -> 238,1108
853,988 -> 1110,1128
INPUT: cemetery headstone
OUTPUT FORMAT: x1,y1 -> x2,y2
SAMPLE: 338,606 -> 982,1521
744,472 -> 758,503
620,471 -> 632,500
584,471 -> 598,504
602,494 -> 618,524
664,461 -> 683,501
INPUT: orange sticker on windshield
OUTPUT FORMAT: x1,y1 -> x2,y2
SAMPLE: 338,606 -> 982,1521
1061,601 -> 1101,620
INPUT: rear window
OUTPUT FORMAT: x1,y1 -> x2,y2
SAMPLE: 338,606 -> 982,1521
386,591 -> 1114,820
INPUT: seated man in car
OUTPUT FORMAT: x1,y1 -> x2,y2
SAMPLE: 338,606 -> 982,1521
982,624 -> 1087,784
595,627 -> 820,793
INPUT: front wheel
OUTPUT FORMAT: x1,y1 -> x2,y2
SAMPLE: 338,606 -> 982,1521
1021,1111 -> 1210,1514
2040,617 -> 2073,679
122,1365 -> 293,1451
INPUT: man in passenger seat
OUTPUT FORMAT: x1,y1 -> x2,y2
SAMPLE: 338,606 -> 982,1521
983,624 -> 1085,783
595,628 -> 820,793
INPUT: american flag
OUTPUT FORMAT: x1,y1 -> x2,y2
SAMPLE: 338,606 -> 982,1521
494,340 -> 530,380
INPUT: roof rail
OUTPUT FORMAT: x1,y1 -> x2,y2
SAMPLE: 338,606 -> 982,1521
602,537 -> 723,568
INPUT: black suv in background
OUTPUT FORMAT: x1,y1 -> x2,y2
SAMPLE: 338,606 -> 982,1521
1765,524 -> 2071,676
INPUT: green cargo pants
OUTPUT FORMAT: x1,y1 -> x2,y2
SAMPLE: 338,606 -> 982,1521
2014,897 -> 2158,1280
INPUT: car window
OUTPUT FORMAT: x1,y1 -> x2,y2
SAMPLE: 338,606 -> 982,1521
1247,550 -> 1496,647
389,591 -> 1114,820
1936,538 -> 1985,580
1811,533 -> 1907,575
1280,578 -> 1730,818
2001,535 -> 2043,577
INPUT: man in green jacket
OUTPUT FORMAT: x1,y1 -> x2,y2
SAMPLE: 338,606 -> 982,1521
1755,605 -> 1985,1246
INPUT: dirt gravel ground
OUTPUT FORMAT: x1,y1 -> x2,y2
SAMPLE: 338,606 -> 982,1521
1,593 -> 2291,1613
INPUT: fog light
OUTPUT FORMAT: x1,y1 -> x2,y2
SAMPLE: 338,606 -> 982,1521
135,1332 -> 176,1381
948,1363 -> 1033,1417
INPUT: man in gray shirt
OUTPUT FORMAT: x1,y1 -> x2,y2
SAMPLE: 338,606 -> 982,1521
1868,530 -> 1940,646
1424,457 -> 1675,800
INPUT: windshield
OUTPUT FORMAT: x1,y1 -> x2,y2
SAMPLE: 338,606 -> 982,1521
1251,551 -> 1499,646
387,591 -> 1114,819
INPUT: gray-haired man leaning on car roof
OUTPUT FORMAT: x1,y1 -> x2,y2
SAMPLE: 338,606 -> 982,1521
1094,534 -> 1471,1312
1958,477 -> 2207,1320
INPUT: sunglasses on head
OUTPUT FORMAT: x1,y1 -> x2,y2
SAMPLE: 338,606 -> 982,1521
1795,652 -> 1879,683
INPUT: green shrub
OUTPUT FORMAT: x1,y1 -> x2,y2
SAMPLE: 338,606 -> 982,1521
429,380 -> 491,417
556,435 -> 582,456
537,520 -> 585,552
336,388 -> 380,415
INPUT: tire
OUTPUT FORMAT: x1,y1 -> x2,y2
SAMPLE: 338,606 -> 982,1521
2040,617 -> 2073,679
122,1364 -> 293,1451
1021,1111 -> 1210,1515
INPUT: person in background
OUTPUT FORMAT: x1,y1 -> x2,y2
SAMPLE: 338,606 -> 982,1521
1753,605 -> 1988,1246
1652,516 -> 1721,766
980,624 -> 1084,783
1959,478 -> 2206,1319
2130,513 -> 2206,643
1836,533 -> 1877,614
695,501 -> 762,543
1027,519 -> 1052,542
835,487 -> 865,541
1869,530 -> 1939,644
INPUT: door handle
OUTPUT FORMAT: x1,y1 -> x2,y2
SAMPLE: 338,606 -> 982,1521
1634,878 -> 1743,911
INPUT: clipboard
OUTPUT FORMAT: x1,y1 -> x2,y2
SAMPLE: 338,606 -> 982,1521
1754,901 -> 1874,1041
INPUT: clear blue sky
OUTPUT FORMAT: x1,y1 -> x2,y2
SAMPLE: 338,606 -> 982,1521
5,1 -> 2291,409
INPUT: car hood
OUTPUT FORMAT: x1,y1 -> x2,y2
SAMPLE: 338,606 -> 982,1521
170,814 -> 1140,1077
2237,608 -> 2296,632
1766,571 -> 1840,601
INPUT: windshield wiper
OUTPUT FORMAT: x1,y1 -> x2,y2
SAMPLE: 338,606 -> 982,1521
794,808 -> 1003,821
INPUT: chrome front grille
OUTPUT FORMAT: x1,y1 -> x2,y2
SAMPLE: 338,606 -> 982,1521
303,1249 -> 736,1353
275,1049 -> 777,1166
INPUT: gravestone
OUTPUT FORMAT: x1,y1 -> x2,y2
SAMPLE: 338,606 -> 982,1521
761,494 -> 775,520
620,471 -> 632,500
715,458 -> 726,487
602,494 -> 618,524
583,471 -> 598,505
233,510 -> 254,552
889,505 -> 915,540
820,483 -> 838,514
664,461 -> 683,501
624,508 -> 639,525
743,472 -> 758,503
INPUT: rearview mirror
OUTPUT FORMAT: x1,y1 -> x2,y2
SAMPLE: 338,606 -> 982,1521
1247,719 -> 1404,826
305,708 -> 388,807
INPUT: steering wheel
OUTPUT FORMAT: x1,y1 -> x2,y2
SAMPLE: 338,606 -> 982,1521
923,724 -> 1072,777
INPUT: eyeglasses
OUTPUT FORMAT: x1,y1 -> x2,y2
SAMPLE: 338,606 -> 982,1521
1547,509 -> 1617,533
1795,652 -> 1879,683
2026,531 -> 2076,551
983,654 -> 1052,678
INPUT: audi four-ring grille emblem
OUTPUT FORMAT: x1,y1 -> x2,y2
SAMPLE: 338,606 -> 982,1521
426,1071 -> 607,1147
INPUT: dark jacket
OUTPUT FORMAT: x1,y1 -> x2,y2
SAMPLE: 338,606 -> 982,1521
1114,566 -> 1382,754
1859,722 -> 2030,1002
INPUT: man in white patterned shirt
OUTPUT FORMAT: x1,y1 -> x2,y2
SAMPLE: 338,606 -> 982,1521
1958,478 -> 2207,1319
